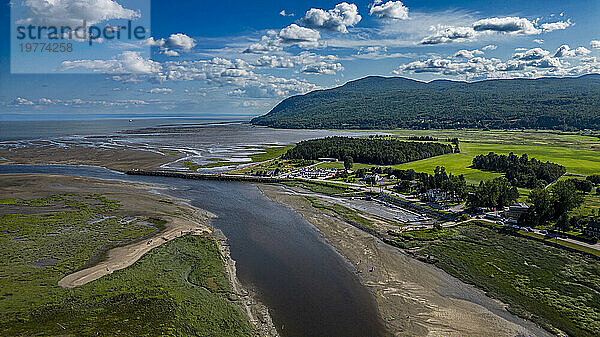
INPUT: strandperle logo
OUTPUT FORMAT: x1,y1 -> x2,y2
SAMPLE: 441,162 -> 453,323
10,0 -> 151,74
15,20 -> 148,46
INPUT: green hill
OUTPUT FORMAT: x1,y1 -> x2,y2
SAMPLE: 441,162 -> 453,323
251,75 -> 600,130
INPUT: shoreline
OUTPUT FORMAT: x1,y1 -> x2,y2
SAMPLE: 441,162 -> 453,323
258,183 -> 551,337
213,229 -> 279,337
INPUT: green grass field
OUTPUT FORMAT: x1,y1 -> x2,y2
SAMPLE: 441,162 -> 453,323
0,194 -> 252,336
248,145 -> 294,162
379,130 -> 600,185
388,222 -> 600,337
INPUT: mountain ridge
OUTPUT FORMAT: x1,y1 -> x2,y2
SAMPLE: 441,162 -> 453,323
251,75 -> 600,130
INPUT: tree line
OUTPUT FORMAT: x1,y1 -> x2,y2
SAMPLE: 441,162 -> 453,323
283,137 -> 454,165
407,136 -> 438,141
467,177 -> 520,209
471,152 -> 566,188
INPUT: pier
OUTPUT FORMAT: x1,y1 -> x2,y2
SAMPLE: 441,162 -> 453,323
126,169 -> 292,183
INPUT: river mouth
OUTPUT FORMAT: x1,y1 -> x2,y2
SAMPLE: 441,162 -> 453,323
0,165 -> 387,337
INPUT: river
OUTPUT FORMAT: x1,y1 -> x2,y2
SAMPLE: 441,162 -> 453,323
0,164 -> 386,337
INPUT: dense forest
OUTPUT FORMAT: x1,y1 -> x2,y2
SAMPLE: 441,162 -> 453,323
471,152 -> 566,188
251,75 -> 600,130
283,137 -> 454,165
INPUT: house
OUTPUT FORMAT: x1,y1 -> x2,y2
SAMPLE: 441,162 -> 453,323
502,202 -> 530,223
318,157 -> 338,162
423,188 -> 447,202
363,174 -> 381,183
584,221 -> 600,238
485,213 -> 502,221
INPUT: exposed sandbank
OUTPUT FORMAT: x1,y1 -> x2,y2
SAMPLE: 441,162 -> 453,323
258,183 -> 550,337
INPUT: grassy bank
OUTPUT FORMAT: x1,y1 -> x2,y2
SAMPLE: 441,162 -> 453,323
281,180 -> 353,196
305,196 -> 376,230
387,222 -> 600,336
0,194 -> 252,336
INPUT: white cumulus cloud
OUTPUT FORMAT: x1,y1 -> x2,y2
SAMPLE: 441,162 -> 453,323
165,33 -> 196,51
301,62 -> 344,75
420,26 -> 477,45
244,25 -> 321,54
300,2 -> 361,33
513,48 -> 550,60
473,17 -> 540,35
554,45 -> 591,58
541,20 -> 573,32
12,97 -> 35,105
369,1 -> 409,20
16,0 -> 140,26
58,51 -> 161,74
454,49 -> 484,58
149,88 -> 173,94
279,24 -> 321,43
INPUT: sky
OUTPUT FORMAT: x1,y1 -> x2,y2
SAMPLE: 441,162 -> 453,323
0,0 -> 599,119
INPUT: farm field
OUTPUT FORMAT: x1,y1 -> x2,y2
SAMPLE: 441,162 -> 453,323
388,130 -> 600,183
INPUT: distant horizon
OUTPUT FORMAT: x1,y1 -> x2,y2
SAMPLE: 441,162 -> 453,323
4,72 -> 600,121
1,0 -> 599,118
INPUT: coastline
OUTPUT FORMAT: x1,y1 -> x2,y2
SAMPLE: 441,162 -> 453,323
257,183 -> 551,337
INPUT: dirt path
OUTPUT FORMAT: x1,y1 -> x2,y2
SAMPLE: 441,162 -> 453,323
58,214 -> 213,288
258,183 -> 551,337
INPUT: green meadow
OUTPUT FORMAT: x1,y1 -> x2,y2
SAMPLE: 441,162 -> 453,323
387,130 -> 600,183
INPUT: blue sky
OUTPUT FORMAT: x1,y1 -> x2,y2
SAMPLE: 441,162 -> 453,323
1,0 -> 599,119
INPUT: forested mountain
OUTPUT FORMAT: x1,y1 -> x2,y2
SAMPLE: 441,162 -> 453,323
283,136 -> 454,165
251,75 -> 600,130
